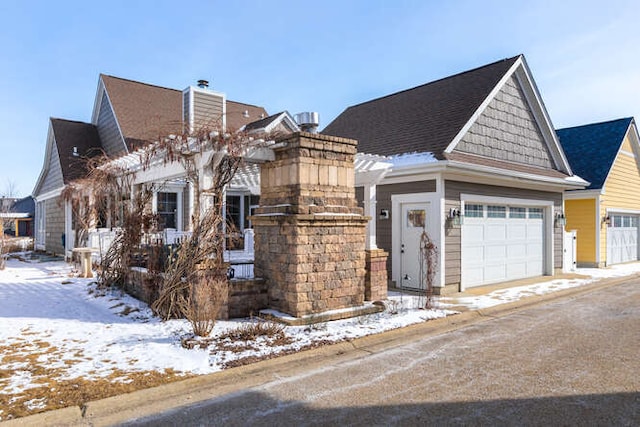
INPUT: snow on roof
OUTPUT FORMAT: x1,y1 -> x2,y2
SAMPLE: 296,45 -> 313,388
389,152 -> 438,167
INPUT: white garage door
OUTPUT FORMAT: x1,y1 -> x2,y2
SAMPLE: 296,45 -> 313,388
462,204 -> 545,288
607,214 -> 639,265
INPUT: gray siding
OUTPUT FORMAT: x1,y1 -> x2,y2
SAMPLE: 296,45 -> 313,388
456,75 -> 554,169
444,180 -> 563,286
96,94 -> 126,157
192,91 -> 224,130
45,196 -> 65,255
39,140 -> 64,195
375,180 -> 437,277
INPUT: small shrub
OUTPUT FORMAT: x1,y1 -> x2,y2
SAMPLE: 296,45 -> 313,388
183,278 -> 225,337
219,320 -> 286,342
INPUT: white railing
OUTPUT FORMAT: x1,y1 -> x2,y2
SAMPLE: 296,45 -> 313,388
84,228 -> 255,278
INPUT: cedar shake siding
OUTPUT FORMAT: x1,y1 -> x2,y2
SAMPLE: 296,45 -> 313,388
455,75 -> 554,169
376,180 -> 437,276
96,94 -> 126,157
45,196 -> 65,255
444,180 -> 563,286
40,142 -> 64,194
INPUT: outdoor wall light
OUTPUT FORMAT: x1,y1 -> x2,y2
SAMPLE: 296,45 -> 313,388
379,209 -> 389,220
555,211 -> 566,227
603,215 -> 611,226
449,207 -> 463,226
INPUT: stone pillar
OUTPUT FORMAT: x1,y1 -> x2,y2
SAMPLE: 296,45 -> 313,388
365,248 -> 388,301
252,132 -> 369,317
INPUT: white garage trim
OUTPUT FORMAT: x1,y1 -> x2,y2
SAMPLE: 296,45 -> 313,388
460,194 -> 554,291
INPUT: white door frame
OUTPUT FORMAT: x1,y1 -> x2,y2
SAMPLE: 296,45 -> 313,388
460,194 -> 554,291
391,192 -> 442,288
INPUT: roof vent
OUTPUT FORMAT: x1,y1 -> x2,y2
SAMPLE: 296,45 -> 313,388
243,110 -> 250,118
295,112 -> 320,133
197,79 -> 209,89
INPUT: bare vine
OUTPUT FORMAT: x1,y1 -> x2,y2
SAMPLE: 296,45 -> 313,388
420,230 -> 438,309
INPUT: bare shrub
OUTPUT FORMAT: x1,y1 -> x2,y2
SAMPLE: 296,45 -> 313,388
182,275 -> 226,337
420,230 -> 438,309
219,320 -> 286,342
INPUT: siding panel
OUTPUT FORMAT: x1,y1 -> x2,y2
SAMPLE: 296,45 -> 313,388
39,141 -> 64,194
45,196 -> 65,255
96,94 -> 126,157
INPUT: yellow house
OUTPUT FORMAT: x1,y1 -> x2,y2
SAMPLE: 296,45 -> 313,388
557,117 -> 640,267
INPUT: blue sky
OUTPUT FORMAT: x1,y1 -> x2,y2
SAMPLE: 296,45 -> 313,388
1,0 -> 639,197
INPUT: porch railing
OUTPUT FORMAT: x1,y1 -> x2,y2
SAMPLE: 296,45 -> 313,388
85,228 -> 255,278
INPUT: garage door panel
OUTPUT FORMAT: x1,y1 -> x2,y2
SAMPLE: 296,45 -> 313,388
507,262 -> 527,278
507,224 -> 527,239
606,216 -> 638,265
462,204 -> 546,288
486,224 -> 507,240
507,243 -> 526,258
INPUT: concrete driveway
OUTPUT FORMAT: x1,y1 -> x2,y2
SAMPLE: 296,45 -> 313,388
12,277 -> 640,426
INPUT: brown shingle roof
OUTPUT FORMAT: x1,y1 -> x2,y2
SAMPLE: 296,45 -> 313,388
323,56 -> 520,158
226,100 -> 268,131
50,118 -> 103,183
101,75 -> 182,150
101,75 -> 268,148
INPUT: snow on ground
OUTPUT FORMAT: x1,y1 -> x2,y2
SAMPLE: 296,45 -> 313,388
1,253 -> 640,407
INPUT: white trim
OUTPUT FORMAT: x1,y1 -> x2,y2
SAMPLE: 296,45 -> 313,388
605,207 -> 640,216
459,193 -> 554,290
391,192 -> 442,288
65,199 -> 73,258
596,194 -> 602,265
33,187 -> 64,202
363,183 -> 377,250
564,189 -> 602,199
32,122 -> 56,196
91,77 -> 105,125
620,149 -> 635,159
435,176 -> 446,287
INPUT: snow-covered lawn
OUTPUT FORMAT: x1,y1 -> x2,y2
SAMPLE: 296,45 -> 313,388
1,253 -> 639,420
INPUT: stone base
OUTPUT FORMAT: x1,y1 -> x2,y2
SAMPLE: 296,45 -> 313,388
365,249 -> 388,301
259,302 -> 385,326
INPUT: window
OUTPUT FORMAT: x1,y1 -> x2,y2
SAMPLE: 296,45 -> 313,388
226,195 -> 242,232
613,215 -> 622,228
509,207 -> 526,219
157,192 -> 177,229
465,204 -> 484,218
487,205 -> 506,218
529,208 -> 543,219
407,209 -> 425,228
623,216 -> 632,227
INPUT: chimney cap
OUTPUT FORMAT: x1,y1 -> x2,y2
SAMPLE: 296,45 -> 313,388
197,79 -> 209,89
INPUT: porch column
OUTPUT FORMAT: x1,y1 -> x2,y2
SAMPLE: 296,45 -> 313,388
363,183 -> 378,250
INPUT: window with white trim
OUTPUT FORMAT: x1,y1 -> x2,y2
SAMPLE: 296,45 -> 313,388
465,204 -> 484,218
509,207 -> 526,219
487,205 -> 506,218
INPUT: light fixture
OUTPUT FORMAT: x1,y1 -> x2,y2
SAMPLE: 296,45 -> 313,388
379,209 -> 389,220
449,207 -> 463,226
555,211 -> 566,227
603,215 -> 611,226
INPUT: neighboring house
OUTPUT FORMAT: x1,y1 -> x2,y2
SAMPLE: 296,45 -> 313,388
1,196 -> 35,237
557,117 -> 640,267
32,76 -> 269,257
324,55 -> 588,293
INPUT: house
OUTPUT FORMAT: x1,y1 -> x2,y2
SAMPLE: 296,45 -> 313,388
557,117 -> 640,267
1,196 -> 35,237
32,76 -> 270,257
324,55 -> 588,293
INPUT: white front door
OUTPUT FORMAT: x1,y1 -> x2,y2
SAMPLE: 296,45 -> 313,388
400,202 -> 430,290
607,215 -> 639,265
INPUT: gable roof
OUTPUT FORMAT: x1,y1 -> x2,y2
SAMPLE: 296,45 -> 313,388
323,56 -> 521,159
556,117 -> 634,190
99,75 -> 269,150
242,111 -> 299,134
50,118 -> 103,183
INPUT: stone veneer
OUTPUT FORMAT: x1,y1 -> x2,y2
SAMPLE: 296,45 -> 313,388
365,249 -> 388,301
252,132 -> 370,317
